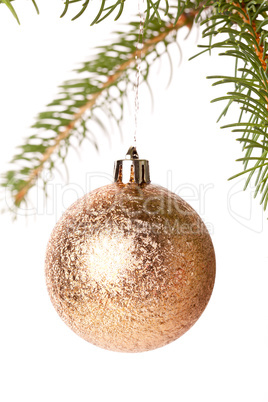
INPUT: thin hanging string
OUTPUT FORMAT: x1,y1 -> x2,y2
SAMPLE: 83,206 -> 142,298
133,0 -> 145,147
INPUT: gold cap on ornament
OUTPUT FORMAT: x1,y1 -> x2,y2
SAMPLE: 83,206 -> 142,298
114,146 -> 150,184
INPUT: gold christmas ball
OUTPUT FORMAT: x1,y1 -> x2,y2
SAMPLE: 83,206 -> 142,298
45,149 -> 216,353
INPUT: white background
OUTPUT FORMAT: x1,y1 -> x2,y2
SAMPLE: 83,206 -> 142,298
0,1 -> 268,401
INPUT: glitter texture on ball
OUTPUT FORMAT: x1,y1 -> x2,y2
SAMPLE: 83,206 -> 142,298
46,147 -> 215,352
45,148 -> 216,352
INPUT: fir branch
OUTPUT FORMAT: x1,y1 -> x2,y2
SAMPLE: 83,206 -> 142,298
0,0 -> 194,25
61,0 -> 202,26
196,0 -> 268,210
2,10 -> 199,213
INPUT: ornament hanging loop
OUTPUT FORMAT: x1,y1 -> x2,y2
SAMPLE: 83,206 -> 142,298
133,0 -> 145,147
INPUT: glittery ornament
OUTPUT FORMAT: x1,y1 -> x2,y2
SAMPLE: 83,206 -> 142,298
45,147 -> 216,352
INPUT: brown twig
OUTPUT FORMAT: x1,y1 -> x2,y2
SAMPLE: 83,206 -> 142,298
235,0 -> 268,126
15,12 -> 198,206
235,2 -> 267,70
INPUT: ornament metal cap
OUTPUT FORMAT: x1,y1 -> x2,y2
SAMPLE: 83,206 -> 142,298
114,146 -> 150,184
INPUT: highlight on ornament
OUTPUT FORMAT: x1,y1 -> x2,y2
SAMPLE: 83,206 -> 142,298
45,147 -> 216,353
